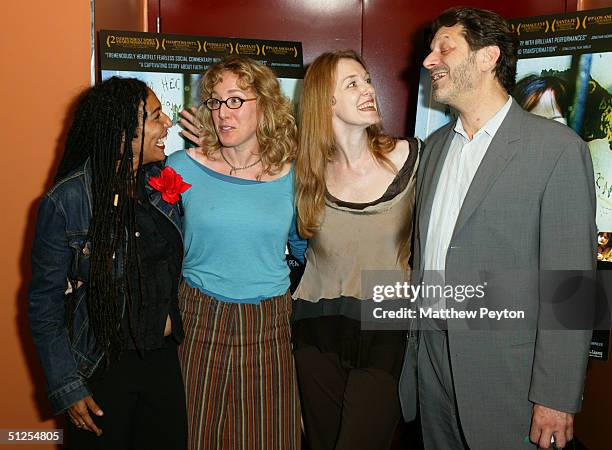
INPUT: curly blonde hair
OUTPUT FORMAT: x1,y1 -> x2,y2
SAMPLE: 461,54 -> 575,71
197,55 -> 297,175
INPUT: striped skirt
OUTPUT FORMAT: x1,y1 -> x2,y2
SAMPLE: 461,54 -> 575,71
178,281 -> 301,450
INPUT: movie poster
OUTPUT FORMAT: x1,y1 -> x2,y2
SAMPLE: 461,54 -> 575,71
511,11 -> 612,242
414,8 -> 612,359
99,30 -> 304,155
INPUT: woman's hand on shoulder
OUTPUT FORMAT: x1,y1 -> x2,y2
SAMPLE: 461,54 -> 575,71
179,107 -> 205,151
67,395 -> 104,436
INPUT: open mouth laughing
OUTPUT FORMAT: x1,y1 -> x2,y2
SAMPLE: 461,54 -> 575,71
430,70 -> 448,85
357,100 -> 377,112
155,135 -> 167,150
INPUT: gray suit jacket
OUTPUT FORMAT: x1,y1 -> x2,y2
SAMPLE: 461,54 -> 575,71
399,100 -> 597,448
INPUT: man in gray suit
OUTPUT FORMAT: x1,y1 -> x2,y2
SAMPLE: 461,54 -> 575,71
399,6 -> 597,449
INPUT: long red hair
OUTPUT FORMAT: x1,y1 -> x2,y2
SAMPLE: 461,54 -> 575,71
295,50 -> 397,238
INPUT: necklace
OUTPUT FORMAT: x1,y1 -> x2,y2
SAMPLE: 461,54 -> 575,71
219,148 -> 261,175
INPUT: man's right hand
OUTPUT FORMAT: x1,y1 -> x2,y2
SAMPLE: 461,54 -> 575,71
67,396 -> 104,436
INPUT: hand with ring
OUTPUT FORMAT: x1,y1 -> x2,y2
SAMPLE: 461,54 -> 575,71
67,396 -> 104,436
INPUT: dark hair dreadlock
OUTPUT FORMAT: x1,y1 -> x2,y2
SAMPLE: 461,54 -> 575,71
56,76 -> 148,365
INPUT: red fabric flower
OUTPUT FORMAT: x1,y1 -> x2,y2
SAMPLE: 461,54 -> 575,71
148,166 -> 191,204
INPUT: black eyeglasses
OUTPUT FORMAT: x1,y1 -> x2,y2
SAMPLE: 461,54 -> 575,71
205,97 -> 257,111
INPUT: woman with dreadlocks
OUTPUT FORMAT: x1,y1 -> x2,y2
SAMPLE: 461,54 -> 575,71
29,77 -> 188,450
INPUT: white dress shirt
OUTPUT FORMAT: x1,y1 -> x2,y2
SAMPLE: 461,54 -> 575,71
422,97 -> 512,311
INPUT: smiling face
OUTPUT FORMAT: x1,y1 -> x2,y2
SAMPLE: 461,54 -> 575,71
331,58 -> 379,129
210,70 -> 259,151
424,24 -> 479,107
132,88 -> 171,168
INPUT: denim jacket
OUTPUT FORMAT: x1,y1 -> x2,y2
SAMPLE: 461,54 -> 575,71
28,160 -> 183,414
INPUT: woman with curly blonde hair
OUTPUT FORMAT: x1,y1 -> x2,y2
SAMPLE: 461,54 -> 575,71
168,55 -> 305,450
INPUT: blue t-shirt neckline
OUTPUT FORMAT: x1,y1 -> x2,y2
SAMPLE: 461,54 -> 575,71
184,151 -> 292,185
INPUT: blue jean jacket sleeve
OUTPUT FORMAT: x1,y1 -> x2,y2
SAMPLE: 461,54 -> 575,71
28,194 -> 91,414
287,213 -> 307,265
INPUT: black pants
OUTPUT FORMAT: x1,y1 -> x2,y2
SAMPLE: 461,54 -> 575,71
294,345 -> 401,450
67,341 -> 187,450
